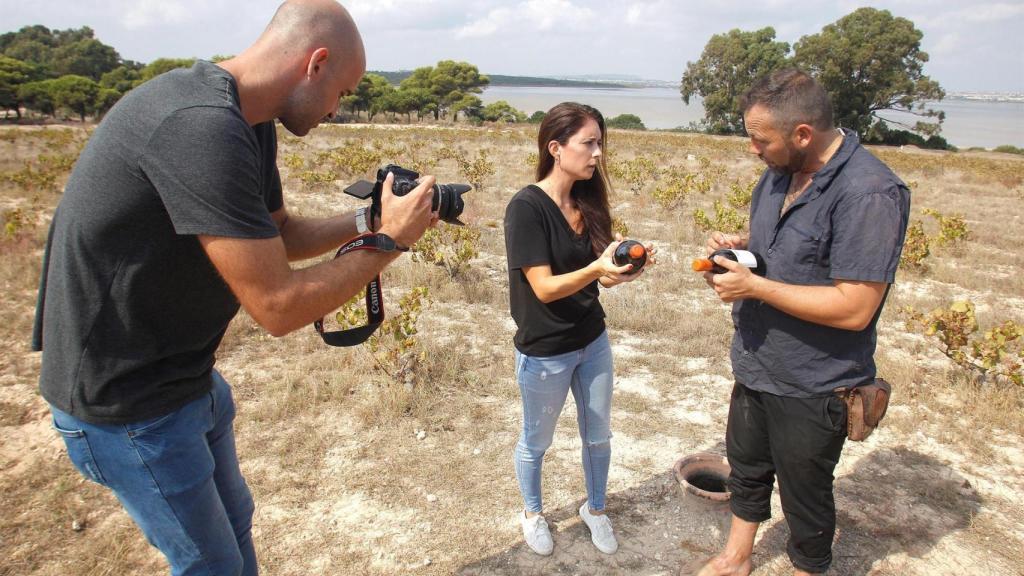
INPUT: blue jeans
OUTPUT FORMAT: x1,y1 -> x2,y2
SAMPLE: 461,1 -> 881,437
514,330 -> 614,513
50,370 -> 257,576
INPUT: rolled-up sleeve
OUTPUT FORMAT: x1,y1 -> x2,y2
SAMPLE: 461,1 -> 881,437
829,184 -> 908,283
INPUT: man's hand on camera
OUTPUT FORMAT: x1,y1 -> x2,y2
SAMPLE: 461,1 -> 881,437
706,231 -> 748,255
378,171 -> 435,248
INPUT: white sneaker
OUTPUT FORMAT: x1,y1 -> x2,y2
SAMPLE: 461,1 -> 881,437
520,511 -> 554,556
579,503 -> 618,554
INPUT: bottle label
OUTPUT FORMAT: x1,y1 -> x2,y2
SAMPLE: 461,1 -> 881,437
729,250 -> 758,268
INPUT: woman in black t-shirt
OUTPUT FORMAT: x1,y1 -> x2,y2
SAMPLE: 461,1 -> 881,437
504,102 -> 654,556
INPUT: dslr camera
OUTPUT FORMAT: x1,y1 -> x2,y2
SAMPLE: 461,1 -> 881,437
344,164 -> 471,226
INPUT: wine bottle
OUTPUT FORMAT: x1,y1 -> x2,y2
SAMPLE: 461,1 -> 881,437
614,240 -> 647,274
692,249 -> 765,275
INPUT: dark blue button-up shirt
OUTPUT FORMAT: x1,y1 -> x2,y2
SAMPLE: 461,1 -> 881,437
731,130 -> 910,397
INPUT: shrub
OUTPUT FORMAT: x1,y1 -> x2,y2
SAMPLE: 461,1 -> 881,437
693,199 -> 747,233
904,301 -> 1023,386
607,114 -> 646,131
2,207 -> 30,238
457,149 -> 495,193
992,145 -> 1024,156
412,225 -> 480,279
922,208 -> 971,247
899,220 -> 930,271
611,217 -> 629,238
609,156 -> 657,195
726,177 -> 756,209
336,286 -> 431,389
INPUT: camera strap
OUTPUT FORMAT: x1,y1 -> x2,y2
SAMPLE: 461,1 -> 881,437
314,233 -> 386,347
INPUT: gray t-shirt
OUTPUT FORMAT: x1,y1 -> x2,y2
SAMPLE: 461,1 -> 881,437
731,130 -> 910,397
32,61 -> 283,424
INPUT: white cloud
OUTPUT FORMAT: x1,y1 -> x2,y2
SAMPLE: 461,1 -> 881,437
120,0 -> 191,30
455,7 -> 513,38
456,0 -> 595,38
930,32 -> 961,57
958,2 -> 1024,23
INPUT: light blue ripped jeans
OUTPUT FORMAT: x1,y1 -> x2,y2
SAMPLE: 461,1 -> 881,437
514,330 -> 614,513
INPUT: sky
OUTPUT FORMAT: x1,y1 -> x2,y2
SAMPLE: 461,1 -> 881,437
1,0 -> 1022,93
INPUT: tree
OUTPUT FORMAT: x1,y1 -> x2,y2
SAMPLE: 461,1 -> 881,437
480,100 -> 526,123
100,65 -> 141,93
349,73 -> 394,120
18,79 -> 57,117
50,75 -> 100,121
793,7 -> 944,137
450,93 -> 483,123
399,86 -> 436,121
399,61 -> 488,121
607,113 -> 646,130
528,110 -> 546,124
0,56 -> 39,118
1,25 -> 56,69
94,87 -> 122,119
680,28 -> 790,134
135,58 -> 196,87
1,26 -> 120,81
50,37 -> 120,80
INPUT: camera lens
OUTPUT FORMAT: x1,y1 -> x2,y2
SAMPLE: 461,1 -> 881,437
434,183 -> 471,225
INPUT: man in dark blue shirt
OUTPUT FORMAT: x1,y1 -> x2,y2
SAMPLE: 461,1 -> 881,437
696,69 -> 909,575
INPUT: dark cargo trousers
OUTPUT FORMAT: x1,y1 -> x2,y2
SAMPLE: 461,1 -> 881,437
726,382 -> 848,573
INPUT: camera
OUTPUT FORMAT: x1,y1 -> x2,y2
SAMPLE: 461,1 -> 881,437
344,164 -> 472,226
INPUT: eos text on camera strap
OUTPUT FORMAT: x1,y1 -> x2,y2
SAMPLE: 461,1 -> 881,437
314,233 -> 396,347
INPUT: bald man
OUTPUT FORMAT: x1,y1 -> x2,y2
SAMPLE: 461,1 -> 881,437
32,2 -> 434,573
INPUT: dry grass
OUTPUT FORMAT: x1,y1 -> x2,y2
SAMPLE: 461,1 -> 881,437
1,123 -> 1022,575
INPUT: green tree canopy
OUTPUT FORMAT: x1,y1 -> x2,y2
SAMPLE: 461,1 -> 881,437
793,7 -> 944,136
607,113 -> 646,130
528,110 -> 546,124
50,74 -> 100,121
480,100 -> 526,123
450,93 -> 483,123
94,87 -> 122,119
135,58 -> 196,87
100,65 -> 142,93
400,61 -> 488,120
1,26 -> 120,81
680,27 -> 790,134
18,79 -> 57,117
51,37 -> 120,80
0,56 -> 41,117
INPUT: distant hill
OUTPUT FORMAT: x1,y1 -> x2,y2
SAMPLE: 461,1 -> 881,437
368,70 -> 633,89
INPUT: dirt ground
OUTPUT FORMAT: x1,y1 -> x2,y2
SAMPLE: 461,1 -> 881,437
1,123 -> 1022,576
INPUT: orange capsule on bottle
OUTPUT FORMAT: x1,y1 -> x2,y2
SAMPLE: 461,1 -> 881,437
614,240 -> 647,274
692,249 -> 765,275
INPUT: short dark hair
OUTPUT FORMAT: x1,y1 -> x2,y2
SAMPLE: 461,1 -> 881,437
740,68 -> 834,133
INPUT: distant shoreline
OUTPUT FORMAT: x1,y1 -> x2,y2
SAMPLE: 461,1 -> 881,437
373,70 -> 1022,101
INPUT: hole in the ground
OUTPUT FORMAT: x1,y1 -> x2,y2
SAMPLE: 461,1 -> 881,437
686,471 -> 728,493
674,452 -> 731,502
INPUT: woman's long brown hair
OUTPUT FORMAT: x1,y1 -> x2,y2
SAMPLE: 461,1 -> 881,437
535,102 -> 613,256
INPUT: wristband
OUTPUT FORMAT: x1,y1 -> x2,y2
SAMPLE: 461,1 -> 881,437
355,206 -> 369,234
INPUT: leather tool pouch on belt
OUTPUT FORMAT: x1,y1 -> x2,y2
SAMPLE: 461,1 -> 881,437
835,378 -> 891,441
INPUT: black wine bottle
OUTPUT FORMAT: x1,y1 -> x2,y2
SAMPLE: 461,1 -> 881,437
614,240 -> 647,274
692,249 -> 765,275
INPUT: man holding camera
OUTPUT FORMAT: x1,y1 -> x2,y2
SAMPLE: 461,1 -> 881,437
31,1 -> 435,573
697,69 -> 909,575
